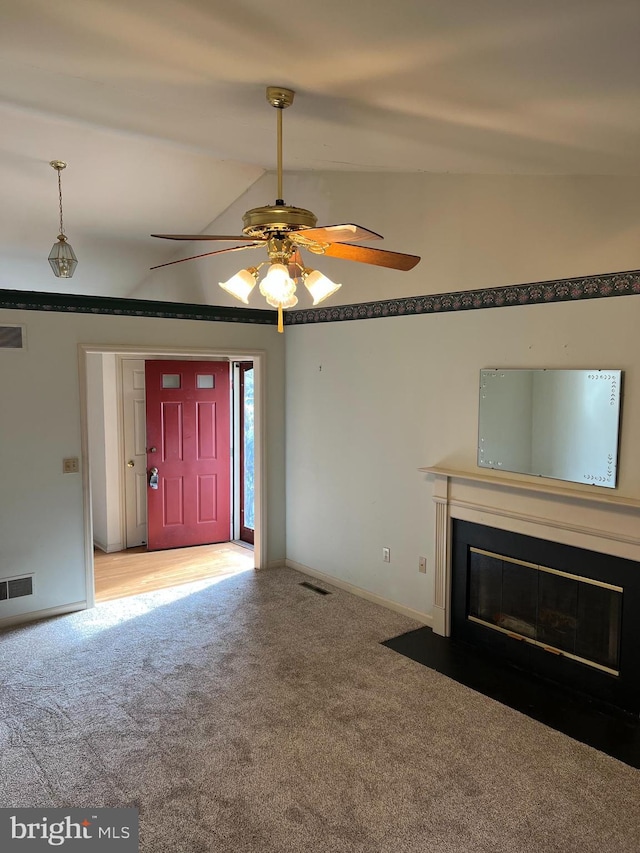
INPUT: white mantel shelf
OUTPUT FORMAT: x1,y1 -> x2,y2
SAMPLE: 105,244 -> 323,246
420,465 -> 640,511
421,464 -> 640,638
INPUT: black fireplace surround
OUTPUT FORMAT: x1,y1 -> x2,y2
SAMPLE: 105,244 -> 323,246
451,521 -> 640,715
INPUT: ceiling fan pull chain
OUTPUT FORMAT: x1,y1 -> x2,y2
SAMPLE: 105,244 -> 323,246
277,305 -> 284,333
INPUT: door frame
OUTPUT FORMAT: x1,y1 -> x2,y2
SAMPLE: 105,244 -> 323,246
78,344 -> 268,609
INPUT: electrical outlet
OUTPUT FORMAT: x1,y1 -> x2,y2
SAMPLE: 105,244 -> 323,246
382,547 -> 391,563
63,457 -> 79,474
419,556 -> 427,574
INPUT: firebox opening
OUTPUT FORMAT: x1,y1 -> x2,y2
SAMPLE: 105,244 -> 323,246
468,547 -> 622,675
452,521 -> 640,715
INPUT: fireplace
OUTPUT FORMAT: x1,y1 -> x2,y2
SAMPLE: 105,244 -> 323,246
451,520 -> 640,713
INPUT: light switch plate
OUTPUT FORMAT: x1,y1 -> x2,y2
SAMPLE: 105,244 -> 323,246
63,457 -> 79,474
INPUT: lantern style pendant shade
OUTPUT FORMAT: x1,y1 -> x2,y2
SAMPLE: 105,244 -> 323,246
48,235 -> 78,279
49,160 -> 78,279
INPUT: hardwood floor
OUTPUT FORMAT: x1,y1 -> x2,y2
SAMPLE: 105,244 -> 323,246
94,542 -> 254,603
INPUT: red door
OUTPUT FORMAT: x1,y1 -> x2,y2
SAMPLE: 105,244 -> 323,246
145,360 -> 230,551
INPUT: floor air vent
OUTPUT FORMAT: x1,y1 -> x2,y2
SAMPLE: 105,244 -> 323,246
299,581 -> 331,596
0,575 -> 34,600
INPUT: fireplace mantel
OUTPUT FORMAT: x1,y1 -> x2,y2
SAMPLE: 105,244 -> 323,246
420,465 -> 640,636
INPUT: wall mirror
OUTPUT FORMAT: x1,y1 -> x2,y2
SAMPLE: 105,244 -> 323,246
478,369 -> 622,488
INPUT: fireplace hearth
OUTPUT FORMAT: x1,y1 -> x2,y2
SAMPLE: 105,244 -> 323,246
452,521 -> 640,714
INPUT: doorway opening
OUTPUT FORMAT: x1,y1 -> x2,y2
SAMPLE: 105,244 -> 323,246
79,345 -> 267,608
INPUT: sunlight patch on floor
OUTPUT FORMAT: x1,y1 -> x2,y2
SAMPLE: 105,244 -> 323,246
93,542 -> 254,603
77,566 -> 252,636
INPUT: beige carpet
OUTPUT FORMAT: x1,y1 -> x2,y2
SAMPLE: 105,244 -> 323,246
0,567 -> 638,852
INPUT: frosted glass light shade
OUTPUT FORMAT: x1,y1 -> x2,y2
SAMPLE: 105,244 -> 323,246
304,269 -> 341,305
219,268 -> 257,304
48,236 -> 78,279
259,263 -> 298,308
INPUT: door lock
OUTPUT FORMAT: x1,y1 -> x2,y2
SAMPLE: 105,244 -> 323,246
148,467 -> 159,489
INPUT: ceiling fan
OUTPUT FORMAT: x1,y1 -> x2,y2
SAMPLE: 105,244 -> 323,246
151,86 -> 420,332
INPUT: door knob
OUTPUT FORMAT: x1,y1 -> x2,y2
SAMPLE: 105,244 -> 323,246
148,467 -> 159,489
148,446 -> 157,453
127,460 -> 135,468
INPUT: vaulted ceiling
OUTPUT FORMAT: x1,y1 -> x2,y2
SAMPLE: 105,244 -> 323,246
1,0 -> 639,300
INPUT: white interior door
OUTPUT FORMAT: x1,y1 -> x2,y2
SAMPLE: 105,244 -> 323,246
121,358 -> 148,547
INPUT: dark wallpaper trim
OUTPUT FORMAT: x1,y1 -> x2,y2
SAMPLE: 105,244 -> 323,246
1,268 -> 639,328
0,289 -> 276,325
286,268 -> 640,327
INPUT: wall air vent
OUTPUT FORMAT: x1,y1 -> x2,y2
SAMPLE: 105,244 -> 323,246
0,325 -> 25,349
0,574 -> 34,600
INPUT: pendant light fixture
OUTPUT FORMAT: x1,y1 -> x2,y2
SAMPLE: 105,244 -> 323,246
48,160 -> 78,279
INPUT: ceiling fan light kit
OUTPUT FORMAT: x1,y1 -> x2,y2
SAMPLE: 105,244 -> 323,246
48,160 -> 78,279
152,86 -> 420,332
219,268 -> 259,304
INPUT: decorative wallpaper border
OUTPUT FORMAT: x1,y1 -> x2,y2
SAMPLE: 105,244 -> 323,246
286,268 -> 640,326
1,268 -> 639,328
0,289 -> 276,326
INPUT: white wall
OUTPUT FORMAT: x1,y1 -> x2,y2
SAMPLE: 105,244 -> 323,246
283,170 -> 640,621
285,298 -> 640,621
0,309 -> 285,622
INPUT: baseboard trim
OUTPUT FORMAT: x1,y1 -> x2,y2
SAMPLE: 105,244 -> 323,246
267,559 -> 286,569
285,559 -> 432,626
0,600 -> 87,630
93,541 -> 124,554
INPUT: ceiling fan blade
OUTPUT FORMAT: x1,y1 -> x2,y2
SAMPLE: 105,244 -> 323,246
151,234 -> 256,242
321,243 -> 420,271
296,224 -> 383,244
150,242 -> 264,270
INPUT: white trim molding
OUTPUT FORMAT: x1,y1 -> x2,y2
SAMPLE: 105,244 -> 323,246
421,465 -> 640,637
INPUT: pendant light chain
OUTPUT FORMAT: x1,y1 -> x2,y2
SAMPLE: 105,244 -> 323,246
57,167 -> 65,237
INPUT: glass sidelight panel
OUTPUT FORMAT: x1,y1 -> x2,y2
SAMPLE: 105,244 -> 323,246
243,367 -> 255,531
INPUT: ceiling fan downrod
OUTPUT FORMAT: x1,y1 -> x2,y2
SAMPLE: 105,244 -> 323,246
241,88 -> 317,237
266,86 -> 295,204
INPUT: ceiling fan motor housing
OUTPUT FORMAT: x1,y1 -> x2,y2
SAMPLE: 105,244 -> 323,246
242,204 -> 318,239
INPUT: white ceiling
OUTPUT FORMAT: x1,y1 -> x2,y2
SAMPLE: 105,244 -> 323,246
1,0 -> 639,298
